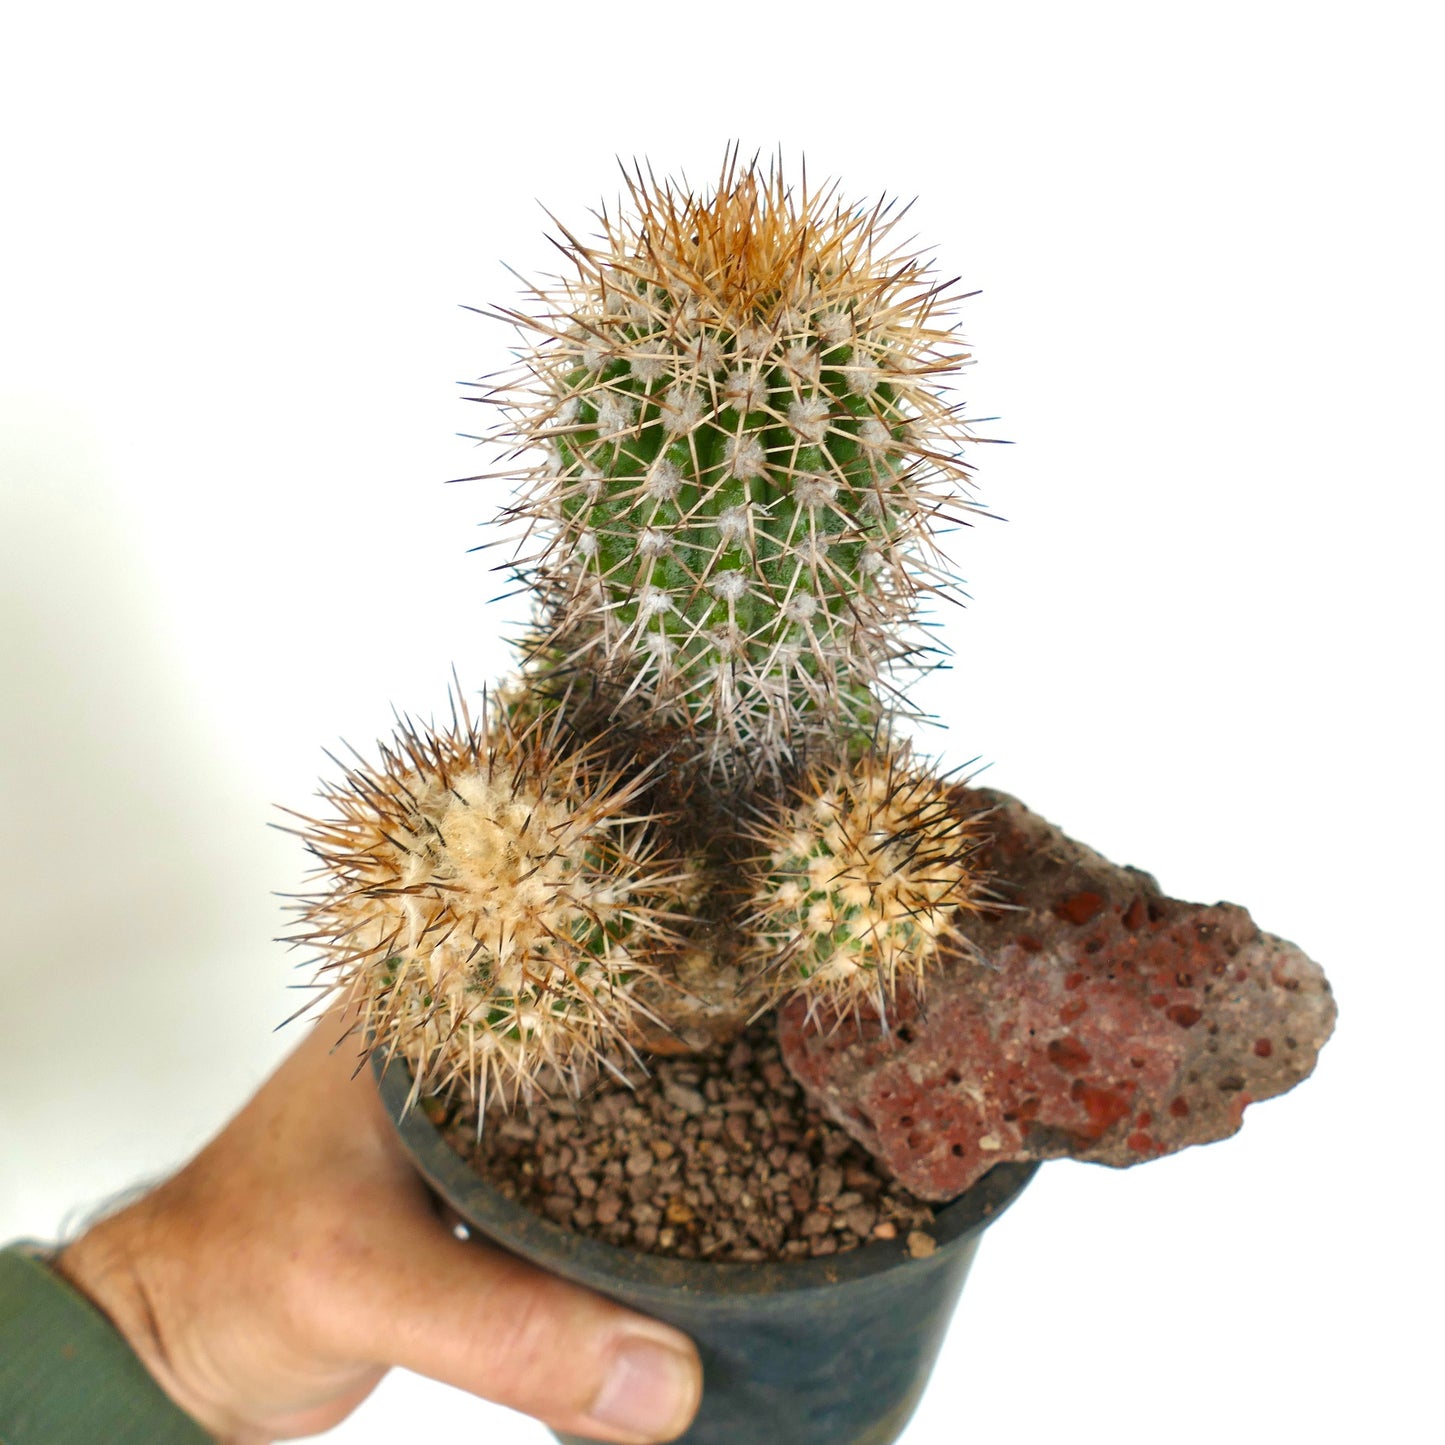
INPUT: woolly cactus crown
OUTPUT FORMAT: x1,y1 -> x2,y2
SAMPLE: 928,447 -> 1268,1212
481,151 -> 987,771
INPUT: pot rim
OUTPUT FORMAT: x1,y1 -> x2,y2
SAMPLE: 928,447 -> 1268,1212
375,1053 -> 1038,1303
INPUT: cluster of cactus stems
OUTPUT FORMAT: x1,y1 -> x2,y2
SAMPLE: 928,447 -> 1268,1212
287,152 -> 995,1114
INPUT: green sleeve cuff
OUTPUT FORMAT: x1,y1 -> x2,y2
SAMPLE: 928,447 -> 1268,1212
0,1242 -> 212,1444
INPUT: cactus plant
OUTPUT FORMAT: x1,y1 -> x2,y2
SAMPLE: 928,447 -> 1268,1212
743,744 -> 991,1022
289,152 -> 992,1109
269,148 -> 1337,1445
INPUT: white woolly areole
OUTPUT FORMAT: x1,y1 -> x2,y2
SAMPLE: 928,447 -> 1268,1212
847,354 -> 880,397
688,332 -> 726,373
660,384 -> 705,433
638,527 -> 671,558
707,621 -> 744,657
786,343 -> 821,385
717,504 -> 750,544
787,396 -> 830,444
723,369 -> 766,415
778,305 -> 809,337
629,340 -> 671,382
594,393 -> 637,435
797,533 -> 830,569
736,324 -> 771,359
576,529 -> 599,558
727,433 -> 768,479
807,898 -> 838,933
817,310 -> 852,346
556,396 -> 580,426
645,458 -> 683,501
784,590 -> 818,622
710,569 -> 748,602
859,417 -> 891,450
638,586 -> 674,616
598,284 -> 653,324
793,472 -> 838,508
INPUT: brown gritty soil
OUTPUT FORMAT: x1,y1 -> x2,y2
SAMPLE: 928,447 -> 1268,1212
431,1017 -> 939,1263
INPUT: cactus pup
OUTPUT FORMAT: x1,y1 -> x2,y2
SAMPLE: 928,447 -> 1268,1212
282,694 -> 687,1112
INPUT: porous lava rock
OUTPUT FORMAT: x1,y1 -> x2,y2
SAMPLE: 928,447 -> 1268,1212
779,787 -> 1336,1200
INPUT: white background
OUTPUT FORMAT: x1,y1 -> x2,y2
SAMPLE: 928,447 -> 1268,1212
2,3 -> 1440,1442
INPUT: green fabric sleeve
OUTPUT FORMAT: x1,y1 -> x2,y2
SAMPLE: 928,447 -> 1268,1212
0,1241 -> 212,1444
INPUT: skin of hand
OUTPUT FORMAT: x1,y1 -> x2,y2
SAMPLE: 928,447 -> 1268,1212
53,1010 -> 703,1445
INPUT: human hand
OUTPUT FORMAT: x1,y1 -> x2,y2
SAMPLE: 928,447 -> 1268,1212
53,1009 -> 702,1444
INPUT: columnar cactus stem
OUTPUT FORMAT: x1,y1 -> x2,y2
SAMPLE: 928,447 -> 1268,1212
484,152 -> 988,773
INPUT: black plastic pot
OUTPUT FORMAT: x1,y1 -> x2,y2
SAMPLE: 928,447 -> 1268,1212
375,1057 -> 1035,1445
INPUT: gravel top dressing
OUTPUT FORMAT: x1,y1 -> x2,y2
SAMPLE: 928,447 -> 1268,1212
433,1019 -> 939,1263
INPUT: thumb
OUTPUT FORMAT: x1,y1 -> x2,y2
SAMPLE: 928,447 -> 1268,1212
334,1215 -> 702,1444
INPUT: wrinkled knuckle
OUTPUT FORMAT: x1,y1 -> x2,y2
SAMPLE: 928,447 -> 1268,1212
486,1287 -> 592,1409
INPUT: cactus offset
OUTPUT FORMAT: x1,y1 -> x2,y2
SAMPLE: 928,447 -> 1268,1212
745,746 -> 989,1019
282,694 -> 682,1111
486,152 -> 986,772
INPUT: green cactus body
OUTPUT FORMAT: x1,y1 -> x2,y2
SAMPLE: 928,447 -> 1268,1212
494,159 -> 984,769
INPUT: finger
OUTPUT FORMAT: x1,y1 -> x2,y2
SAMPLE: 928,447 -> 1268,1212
329,1221 -> 701,1444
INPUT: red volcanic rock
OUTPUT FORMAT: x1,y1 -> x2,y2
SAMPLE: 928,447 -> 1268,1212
778,788 -> 1336,1200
